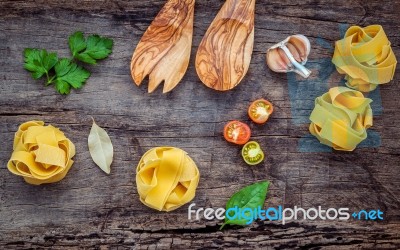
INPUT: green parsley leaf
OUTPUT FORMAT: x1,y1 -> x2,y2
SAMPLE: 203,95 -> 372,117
55,78 -> 71,95
68,31 -> 87,57
24,48 -> 58,80
69,32 -> 113,65
24,31 -> 113,95
54,58 -> 91,94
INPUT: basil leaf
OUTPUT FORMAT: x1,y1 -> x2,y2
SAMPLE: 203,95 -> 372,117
221,181 -> 270,229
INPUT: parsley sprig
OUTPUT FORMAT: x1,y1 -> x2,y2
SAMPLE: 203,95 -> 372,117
23,31 -> 113,95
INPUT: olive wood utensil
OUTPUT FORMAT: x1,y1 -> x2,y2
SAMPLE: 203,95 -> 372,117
195,0 -> 256,91
131,0 -> 195,93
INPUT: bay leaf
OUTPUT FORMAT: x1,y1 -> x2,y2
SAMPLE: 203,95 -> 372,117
88,118 -> 113,174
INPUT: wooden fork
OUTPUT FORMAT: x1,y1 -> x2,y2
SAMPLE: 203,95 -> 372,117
130,0 -> 195,93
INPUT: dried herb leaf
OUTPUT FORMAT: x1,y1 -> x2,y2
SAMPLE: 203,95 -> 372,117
88,118 -> 113,174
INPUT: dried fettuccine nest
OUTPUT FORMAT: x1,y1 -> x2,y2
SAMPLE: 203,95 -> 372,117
136,147 -> 200,212
332,25 -> 397,92
7,120 -> 75,185
309,87 -> 373,151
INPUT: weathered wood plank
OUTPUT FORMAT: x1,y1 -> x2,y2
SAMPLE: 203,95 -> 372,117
0,0 -> 399,249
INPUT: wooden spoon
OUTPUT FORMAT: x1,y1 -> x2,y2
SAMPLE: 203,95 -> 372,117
130,0 -> 195,93
195,0 -> 256,91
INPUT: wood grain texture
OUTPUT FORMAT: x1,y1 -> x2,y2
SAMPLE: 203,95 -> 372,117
196,0 -> 255,91
0,0 -> 400,249
130,0 -> 195,93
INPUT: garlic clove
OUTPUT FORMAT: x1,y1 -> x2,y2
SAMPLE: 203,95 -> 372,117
289,36 -> 309,62
266,49 -> 289,72
286,43 -> 302,63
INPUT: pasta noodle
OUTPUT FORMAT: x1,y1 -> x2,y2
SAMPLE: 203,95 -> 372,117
332,25 -> 397,92
136,147 -> 200,212
7,121 -> 75,185
309,87 -> 373,151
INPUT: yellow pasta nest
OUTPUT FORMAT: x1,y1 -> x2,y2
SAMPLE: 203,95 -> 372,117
309,87 -> 373,151
136,147 -> 200,212
7,121 -> 75,185
332,25 -> 397,92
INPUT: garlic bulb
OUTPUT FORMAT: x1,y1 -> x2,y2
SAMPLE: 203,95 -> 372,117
266,35 -> 311,78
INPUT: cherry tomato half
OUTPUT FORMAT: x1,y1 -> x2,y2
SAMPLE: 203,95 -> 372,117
248,99 -> 274,124
223,121 -> 251,145
241,141 -> 264,165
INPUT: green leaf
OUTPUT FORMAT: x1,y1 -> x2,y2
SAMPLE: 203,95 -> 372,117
24,31 -> 112,95
54,58 -> 90,94
23,48 -> 58,79
76,53 -> 96,65
88,117 -> 114,174
221,181 -> 270,229
69,31 -> 87,57
70,33 -> 113,64
55,79 -> 71,94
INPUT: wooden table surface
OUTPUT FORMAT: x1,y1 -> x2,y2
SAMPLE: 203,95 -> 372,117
1,0 -> 399,249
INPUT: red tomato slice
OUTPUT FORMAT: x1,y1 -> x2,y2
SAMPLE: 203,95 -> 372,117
248,99 -> 274,124
223,121 -> 251,145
